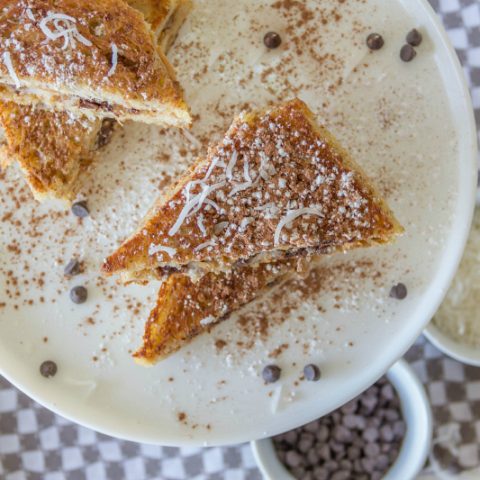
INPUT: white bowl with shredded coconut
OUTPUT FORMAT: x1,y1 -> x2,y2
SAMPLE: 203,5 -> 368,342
252,359 -> 432,480
425,205 -> 480,366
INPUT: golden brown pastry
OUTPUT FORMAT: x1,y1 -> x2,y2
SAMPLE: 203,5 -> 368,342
0,102 -> 105,201
103,99 -> 403,282
0,0 -> 190,126
128,0 -> 192,51
134,259 -> 298,365
0,0 -> 191,202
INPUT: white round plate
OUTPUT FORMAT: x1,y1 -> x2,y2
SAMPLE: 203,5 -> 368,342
0,0 -> 476,446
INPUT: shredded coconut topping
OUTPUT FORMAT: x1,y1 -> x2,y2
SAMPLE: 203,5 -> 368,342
183,129 -> 201,148
169,181 -> 226,236
225,151 -> 238,181
148,244 -> 177,258
200,316 -> 216,326
239,217 -> 254,231
195,240 -> 217,252
39,12 -> 92,50
2,52 -> 20,89
274,207 -> 324,246
26,8 -> 35,21
229,181 -> 253,197
197,214 -> 207,236
107,43 -> 118,77
243,157 -> 252,183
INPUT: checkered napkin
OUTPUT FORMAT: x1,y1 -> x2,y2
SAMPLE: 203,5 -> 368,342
1,0 -> 479,479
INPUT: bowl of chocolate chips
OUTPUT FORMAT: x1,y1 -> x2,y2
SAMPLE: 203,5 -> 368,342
251,359 -> 432,480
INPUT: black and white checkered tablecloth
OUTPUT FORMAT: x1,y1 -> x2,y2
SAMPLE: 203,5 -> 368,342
1,0 -> 479,479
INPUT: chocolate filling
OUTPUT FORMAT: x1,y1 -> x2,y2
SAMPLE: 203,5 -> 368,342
96,118 -> 116,149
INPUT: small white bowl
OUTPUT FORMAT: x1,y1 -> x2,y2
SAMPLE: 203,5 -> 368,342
424,323 -> 480,367
423,199 -> 480,367
251,359 -> 432,480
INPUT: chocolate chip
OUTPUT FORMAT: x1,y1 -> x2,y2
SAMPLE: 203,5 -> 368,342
381,383 -> 395,400
71,201 -> 89,218
376,454 -> 390,470
304,421 -> 319,434
317,443 -> 332,461
316,424 -> 330,442
366,33 -> 384,50
298,435 -> 314,453
361,457 -> 376,473
393,420 -> 406,438
64,259 -> 81,276
326,460 -> 340,472
284,430 -> 298,444
264,31 -> 282,49
384,408 -> 400,421
343,414 -> 361,429
367,416 -> 381,429
388,448 -> 400,462
347,445 -> 361,460
70,286 -> 88,304
353,459 -> 363,473
360,395 -> 378,414
304,363 -> 321,381
333,425 -> 352,443
380,425 -> 394,442
364,442 -> 380,457
262,364 -> 281,383
313,467 -> 329,480
291,466 -> 305,479
363,427 -> 379,443
400,44 -> 416,62
389,283 -> 408,299
307,449 -> 319,464
40,360 -> 57,378
331,471 -> 350,480
406,28 -> 422,47
341,399 -> 358,415
285,450 -> 302,468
